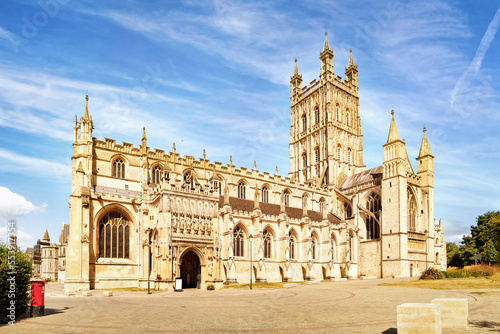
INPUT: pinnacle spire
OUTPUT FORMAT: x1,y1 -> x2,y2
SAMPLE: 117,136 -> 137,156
42,229 -> 50,242
142,127 -> 147,141
418,126 -> 433,157
323,31 -> 330,51
387,109 -> 401,143
348,48 -> 355,68
293,58 -> 299,76
83,94 -> 90,120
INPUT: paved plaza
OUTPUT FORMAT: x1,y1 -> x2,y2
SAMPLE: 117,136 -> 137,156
4,278 -> 500,333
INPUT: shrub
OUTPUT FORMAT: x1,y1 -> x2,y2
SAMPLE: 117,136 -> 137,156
445,264 -> 500,278
0,242 -> 33,323
420,267 -> 445,280
206,284 -> 215,290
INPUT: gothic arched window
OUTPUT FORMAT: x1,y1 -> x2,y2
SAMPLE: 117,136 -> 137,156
344,202 -> 352,219
233,226 -> 244,257
263,229 -> 272,258
152,166 -> 161,184
113,158 -> 125,179
261,186 -> 269,203
315,147 -> 320,163
284,190 -> 290,207
302,153 -> 307,168
99,210 -> 130,259
237,182 -> 246,199
302,115 -> 307,132
337,146 -> 341,160
347,149 -> 351,164
184,170 -> 195,188
366,193 -> 381,240
346,111 -> 350,126
408,190 -> 417,232
336,107 -> 340,121
315,108 -> 320,124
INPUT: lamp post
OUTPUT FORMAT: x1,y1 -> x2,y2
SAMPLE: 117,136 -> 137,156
424,229 -> 428,271
146,227 -> 152,294
249,234 -> 253,290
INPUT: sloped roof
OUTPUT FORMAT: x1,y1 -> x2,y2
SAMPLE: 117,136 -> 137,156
218,196 -> 338,223
340,166 -> 383,190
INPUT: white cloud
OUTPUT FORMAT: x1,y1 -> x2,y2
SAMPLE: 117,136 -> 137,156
0,226 -> 35,249
0,186 -> 45,221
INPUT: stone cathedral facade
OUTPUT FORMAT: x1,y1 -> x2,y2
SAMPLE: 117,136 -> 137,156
65,35 -> 446,291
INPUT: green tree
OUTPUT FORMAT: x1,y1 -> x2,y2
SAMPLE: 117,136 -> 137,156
482,239 -> 498,266
1,242 -> 33,323
446,242 -> 459,266
472,211 -> 500,251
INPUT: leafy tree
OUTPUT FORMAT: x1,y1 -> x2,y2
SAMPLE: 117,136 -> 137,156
1,242 -> 33,323
482,239 -> 498,266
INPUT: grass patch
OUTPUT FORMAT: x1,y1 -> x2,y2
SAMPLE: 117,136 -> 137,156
470,292 -> 486,295
224,282 -> 304,289
380,277 -> 500,290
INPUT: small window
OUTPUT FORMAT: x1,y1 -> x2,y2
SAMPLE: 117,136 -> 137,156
289,232 -> 296,259
347,150 -> 351,164
302,154 -> 307,168
213,180 -> 221,195
261,187 -> 269,203
152,166 -> 161,184
319,200 -> 324,213
315,147 -> 320,163
346,111 -> 350,126
302,115 -> 307,132
336,107 -> 340,121
284,190 -> 290,207
237,182 -> 246,199
113,158 -> 126,179
337,147 -> 341,160
315,109 -> 320,124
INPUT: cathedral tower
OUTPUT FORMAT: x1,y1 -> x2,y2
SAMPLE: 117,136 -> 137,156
289,34 -> 364,187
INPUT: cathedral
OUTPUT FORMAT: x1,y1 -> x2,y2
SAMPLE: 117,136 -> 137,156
65,34 -> 446,291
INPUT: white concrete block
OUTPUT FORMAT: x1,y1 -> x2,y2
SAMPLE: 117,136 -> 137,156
64,291 -> 75,297
82,291 -> 92,297
397,303 -> 441,334
432,298 -> 468,329
103,291 -> 113,297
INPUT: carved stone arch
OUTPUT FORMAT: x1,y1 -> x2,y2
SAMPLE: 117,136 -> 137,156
178,246 -> 206,267
94,203 -> 136,229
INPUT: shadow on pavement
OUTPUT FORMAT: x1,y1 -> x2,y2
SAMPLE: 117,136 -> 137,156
470,320 -> 500,331
382,328 -> 397,334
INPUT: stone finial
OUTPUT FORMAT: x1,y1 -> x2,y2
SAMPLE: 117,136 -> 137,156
323,31 -> 330,51
293,58 -> 299,76
173,142 -> 176,153
229,155 -> 233,165
203,149 -> 206,160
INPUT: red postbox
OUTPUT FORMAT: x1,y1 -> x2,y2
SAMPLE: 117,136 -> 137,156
30,280 -> 45,317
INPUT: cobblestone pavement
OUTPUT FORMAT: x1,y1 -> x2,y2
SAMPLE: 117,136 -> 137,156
3,278 -> 500,333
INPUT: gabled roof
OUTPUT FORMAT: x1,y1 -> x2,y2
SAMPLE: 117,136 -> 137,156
340,166 -> 383,190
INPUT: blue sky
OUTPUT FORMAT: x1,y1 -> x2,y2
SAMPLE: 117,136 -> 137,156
0,0 -> 499,248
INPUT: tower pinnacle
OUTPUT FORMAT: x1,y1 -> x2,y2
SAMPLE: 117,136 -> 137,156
387,109 -> 401,143
293,58 -> 299,76
348,48 -> 355,68
323,31 -> 330,51
83,94 -> 90,120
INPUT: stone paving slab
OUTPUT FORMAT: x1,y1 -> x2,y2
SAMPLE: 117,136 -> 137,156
2,278 -> 499,333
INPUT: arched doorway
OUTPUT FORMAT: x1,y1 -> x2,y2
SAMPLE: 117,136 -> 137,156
180,251 -> 201,289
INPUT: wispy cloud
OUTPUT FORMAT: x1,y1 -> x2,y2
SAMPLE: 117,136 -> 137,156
450,5 -> 500,109
0,148 -> 71,180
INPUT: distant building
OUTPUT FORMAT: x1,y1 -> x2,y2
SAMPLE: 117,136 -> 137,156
37,224 -> 70,282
